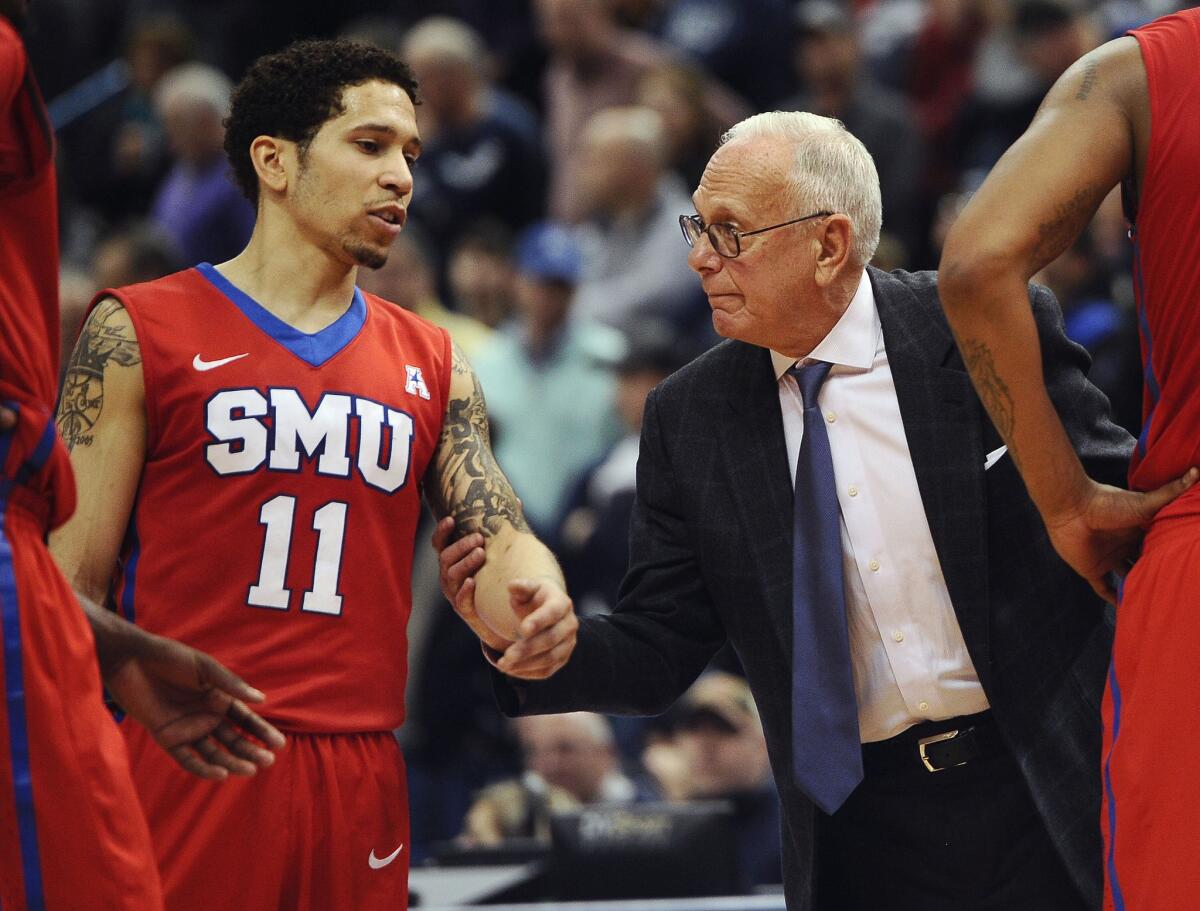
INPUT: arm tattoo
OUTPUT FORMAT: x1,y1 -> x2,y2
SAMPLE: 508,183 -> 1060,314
426,343 -> 531,537
961,339 -> 1017,446
1032,184 -> 1108,266
1075,60 -> 1099,101
57,299 -> 141,451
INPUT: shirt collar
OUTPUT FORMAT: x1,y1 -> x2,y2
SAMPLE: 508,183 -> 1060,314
770,269 -> 879,380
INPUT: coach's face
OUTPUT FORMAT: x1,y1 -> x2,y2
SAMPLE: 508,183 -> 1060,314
688,136 -> 852,358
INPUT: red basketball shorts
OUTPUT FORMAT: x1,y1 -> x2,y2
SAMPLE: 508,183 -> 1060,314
1102,511 -> 1200,911
123,724 -> 411,911
0,489 -> 163,911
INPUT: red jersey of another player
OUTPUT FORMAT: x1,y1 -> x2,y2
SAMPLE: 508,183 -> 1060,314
0,17 -> 73,524
105,264 -> 449,733
1126,9 -> 1200,498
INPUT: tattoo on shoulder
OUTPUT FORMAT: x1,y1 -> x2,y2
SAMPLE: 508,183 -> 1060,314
429,343 -> 531,537
57,299 -> 141,450
961,339 -> 1017,447
1075,60 -> 1099,101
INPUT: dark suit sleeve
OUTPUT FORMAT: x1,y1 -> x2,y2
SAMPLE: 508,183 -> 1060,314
494,386 -> 726,718
1031,283 -> 1135,487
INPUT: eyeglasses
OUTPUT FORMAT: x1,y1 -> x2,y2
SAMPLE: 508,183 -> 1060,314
679,211 -> 833,259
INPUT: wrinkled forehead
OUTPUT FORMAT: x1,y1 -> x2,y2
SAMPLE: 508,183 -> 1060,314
692,137 -> 792,224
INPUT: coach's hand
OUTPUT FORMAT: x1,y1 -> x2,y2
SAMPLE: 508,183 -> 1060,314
433,517 -> 578,680
105,631 -> 287,780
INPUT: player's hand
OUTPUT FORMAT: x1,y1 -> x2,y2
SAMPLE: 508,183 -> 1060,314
433,517 -> 578,678
1043,469 -> 1198,604
0,405 -> 16,432
431,517 -> 507,652
105,632 -> 287,781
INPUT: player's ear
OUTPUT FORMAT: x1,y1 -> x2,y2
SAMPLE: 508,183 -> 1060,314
250,135 -> 290,196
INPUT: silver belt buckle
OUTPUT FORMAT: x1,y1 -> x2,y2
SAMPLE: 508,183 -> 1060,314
917,729 -> 961,772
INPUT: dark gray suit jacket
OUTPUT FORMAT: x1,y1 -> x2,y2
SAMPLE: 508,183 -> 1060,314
496,267 -> 1133,909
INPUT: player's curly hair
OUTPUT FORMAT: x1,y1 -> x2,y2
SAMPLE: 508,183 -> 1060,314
224,38 -> 420,205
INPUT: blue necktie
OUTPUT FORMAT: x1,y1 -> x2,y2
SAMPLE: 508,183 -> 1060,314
789,362 -> 863,815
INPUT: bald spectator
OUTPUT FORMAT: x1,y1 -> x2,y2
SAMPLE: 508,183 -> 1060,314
461,713 -> 645,845
535,0 -> 746,222
571,106 -> 704,334
150,62 -> 253,264
358,225 -> 493,359
401,17 -> 545,269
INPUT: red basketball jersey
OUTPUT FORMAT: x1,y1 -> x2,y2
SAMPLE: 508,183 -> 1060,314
1127,9 -> 1200,496
0,18 -> 74,524
106,264 -> 450,733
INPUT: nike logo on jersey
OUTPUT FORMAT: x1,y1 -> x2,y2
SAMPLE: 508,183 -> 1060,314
368,843 -> 404,869
193,352 -> 249,371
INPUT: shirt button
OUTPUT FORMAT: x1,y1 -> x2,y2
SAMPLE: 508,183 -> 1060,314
848,486 -> 858,497
826,411 -> 837,423
919,701 -> 930,712
869,559 -> 880,572
892,630 -> 904,643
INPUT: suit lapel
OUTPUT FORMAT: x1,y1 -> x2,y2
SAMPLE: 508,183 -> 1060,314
870,268 -> 993,689
714,342 -> 796,634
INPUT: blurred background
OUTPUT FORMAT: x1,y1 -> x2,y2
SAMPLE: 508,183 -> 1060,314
25,0 -> 1181,902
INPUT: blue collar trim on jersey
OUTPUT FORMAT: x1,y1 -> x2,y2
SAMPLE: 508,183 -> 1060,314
196,262 -> 367,368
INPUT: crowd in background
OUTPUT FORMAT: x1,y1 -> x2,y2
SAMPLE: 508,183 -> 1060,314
24,0 -> 1184,882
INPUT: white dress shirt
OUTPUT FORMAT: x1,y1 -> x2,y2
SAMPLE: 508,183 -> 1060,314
770,270 -> 989,743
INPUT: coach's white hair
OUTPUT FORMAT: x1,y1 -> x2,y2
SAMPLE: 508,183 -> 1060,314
721,111 -> 882,266
154,62 -> 233,119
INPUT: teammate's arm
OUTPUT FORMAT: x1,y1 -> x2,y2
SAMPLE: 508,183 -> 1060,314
50,297 -> 286,778
423,341 -> 577,680
938,37 -> 1195,603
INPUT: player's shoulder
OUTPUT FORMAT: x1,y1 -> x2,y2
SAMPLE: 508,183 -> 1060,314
360,288 -> 450,349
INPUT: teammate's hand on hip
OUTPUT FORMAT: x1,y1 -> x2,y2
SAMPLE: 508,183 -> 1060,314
105,632 -> 287,780
0,405 -> 16,432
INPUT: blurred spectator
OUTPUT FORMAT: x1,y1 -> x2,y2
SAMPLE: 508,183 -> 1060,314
358,224 -> 494,359
782,0 -> 924,262
56,15 -> 193,227
91,219 -> 184,290
535,0 -> 746,222
471,221 -> 624,533
461,713 -> 648,845
571,105 -> 705,334
1035,234 -> 1142,436
401,17 -> 546,281
655,0 -> 793,109
658,672 -> 783,892
636,61 -> 726,191
557,322 -> 691,618
447,219 -> 518,329
150,62 -> 253,265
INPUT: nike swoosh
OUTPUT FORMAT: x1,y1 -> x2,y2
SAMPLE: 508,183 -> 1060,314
193,353 -> 249,372
984,445 -> 1008,470
368,843 -> 404,870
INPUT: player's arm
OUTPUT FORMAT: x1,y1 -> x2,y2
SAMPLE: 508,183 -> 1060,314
938,37 -> 1195,602
423,341 -> 577,680
51,297 -> 285,777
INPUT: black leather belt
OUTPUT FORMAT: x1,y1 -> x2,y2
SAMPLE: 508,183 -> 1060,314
861,711 -> 1004,776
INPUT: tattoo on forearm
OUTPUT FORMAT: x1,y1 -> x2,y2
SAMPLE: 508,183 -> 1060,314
961,339 -> 1018,446
57,299 -> 140,450
1075,60 -> 1099,101
1033,184 -> 1108,266
427,343 -> 531,537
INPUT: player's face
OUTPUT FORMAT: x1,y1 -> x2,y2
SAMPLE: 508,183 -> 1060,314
288,80 -> 421,271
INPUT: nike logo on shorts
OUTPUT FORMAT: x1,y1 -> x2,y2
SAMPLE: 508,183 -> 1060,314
193,353 -> 249,371
368,844 -> 404,869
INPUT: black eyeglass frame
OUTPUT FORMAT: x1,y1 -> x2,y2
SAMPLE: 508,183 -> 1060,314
679,210 -> 834,259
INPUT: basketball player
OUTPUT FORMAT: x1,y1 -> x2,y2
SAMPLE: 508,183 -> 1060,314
939,9 -> 1200,909
49,38 -> 576,911
2,5 -> 284,910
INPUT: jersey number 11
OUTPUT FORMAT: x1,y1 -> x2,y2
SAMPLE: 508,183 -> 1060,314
247,494 -> 347,615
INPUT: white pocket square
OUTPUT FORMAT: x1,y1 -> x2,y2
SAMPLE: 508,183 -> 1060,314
984,445 -> 1008,470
